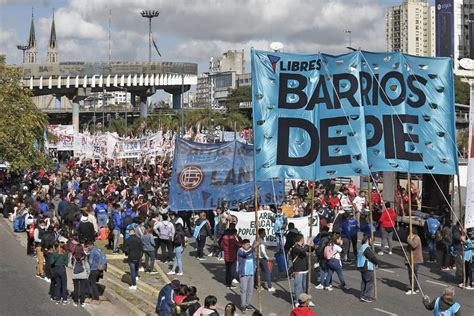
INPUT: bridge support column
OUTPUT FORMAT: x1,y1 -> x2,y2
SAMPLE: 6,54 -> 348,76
164,86 -> 191,110
55,95 -> 61,110
72,100 -> 80,132
140,95 -> 148,118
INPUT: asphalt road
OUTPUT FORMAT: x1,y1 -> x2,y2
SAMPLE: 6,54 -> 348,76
156,235 -> 474,316
0,219 -> 88,316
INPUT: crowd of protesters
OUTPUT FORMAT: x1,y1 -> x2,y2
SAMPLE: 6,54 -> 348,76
1,160 -> 473,315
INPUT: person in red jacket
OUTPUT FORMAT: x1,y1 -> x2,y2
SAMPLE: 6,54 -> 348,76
290,293 -> 316,316
219,225 -> 242,289
378,202 -> 396,255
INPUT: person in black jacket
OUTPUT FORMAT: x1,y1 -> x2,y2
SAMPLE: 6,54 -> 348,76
194,211 -> 212,260
41,225 -> 56,284
124,227 -> 143,289
284,223 -> 300,255
77,215 -> 95,243
290,234 -> 314,307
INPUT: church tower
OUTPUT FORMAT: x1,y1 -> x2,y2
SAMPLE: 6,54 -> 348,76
46,11 -> 58,63
25,10 -> 37,64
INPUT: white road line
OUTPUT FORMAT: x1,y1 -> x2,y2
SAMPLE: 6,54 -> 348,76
379,268 -> 395,273
373,308 -> 398,316
426,280 -> 448,287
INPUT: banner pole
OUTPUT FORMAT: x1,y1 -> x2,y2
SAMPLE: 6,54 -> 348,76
408,173 -> 414,293
368,176 -> 377,300
458,174 -> 466,288
307,181 -> 315,294
254,184 -> 262,313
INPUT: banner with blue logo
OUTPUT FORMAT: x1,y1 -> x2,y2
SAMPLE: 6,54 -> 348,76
252,49 -> 457,181
169,138 -> 285,211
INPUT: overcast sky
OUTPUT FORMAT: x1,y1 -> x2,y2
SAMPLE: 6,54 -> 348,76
0,0 -> 435,73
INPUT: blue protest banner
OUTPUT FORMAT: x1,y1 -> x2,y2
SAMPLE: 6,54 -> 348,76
169,138 -> 285,211
252,49 -> 457,181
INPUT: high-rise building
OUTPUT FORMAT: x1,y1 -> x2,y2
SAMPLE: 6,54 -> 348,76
46,11 -> 58,63
209,50 -> 245,75
435,0 -> 474,72
386,0 -> 436,56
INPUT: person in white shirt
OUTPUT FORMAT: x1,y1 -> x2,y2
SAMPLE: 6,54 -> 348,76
352,191 -> 367,222
326,235 -> 347,289
257,228 -> 275,292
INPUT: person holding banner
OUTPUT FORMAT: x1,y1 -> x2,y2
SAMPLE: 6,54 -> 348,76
272,207 -> 288,253
357,234 -> 378,303
194,211 -> 213,260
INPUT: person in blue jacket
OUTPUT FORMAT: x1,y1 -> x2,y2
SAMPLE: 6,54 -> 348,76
95,199 -> 108,228
156,279 -> 180,315
341,212 -> 359,262
425,212 -> 441,263
112,205 -> 123,254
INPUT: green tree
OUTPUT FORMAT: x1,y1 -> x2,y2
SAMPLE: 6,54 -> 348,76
455,76 -> 470,105
0,55 -> 50,171
227,86 -> 251,111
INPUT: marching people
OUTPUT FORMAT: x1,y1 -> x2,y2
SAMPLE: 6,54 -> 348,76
34,219 -> 47,279
425,212 -> 441,263
51,243 -> 69,304
272,207 -> 288,252
290,234 -> 314,306
168,223 -> 186,276
71,243 -> 90,307
341,212 -> 359,263
441,220 -> 453,271
406,227 -> 423,295
461,230 -> 474,289
357,235 -> 378,303
237,238 -> 259,313
194,211 -> 213,260
155,213 -> 175,263
220,225 -> 241,289
324,234 -> 346,291
290,293 -> 316,316
124,226 -> 144,290
256,228 -> 275,292
423,286 -> 461,315
378,202 -> 396,256
142,226 -> 157,274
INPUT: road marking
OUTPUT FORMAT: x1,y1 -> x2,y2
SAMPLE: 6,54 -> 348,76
373,308 -> 398,316
379,268 -> 395,273
426,280 -> 448,287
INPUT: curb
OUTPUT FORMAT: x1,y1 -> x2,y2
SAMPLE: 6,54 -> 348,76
103,276 -> 148,316
107,262 -> 160,297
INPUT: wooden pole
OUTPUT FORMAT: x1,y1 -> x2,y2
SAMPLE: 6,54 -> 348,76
408,173 -> 414,292
367,176 -> 377,299
457,175 -> 466,288
307,181 -> 315,294
254,184 -> 262,313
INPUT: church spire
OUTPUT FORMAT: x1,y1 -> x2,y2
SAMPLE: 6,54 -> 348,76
25,8 -> 37,63
27,8 -> 36,48
47,9 -> 58,63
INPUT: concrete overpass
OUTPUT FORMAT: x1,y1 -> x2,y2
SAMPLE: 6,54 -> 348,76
15,61 -> 198,131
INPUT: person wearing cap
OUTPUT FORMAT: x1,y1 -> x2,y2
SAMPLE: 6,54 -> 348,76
423,286 -> 461,315
290,293 -> 315,316
156,279 -> 181,315
357,234 -> 378,303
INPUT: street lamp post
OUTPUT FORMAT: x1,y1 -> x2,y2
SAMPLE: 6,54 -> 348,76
345,30 -> 352,48
140,10 -> 160,62
16,45 -> 30,63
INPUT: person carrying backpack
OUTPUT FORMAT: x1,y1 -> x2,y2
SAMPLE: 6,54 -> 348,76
323,234 -> 346,291
155,213 -> 175,263
314,226 -> 331,290
85,241 -> 107,304
71,244 -> 90,307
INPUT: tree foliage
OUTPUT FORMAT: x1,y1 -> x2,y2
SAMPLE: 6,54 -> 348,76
227,86 -> 251,111
0,55 -> 50,171
455,76 -> 470,105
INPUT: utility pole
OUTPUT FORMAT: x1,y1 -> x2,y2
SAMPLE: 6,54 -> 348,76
140,10 -> 160,62
345,30 -> 352,48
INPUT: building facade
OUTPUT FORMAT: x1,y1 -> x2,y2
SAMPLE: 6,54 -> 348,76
209,50 -> 245,75
386,0 -> 436,56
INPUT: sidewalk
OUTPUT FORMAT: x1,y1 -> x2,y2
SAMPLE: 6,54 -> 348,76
3,219 -> 146,316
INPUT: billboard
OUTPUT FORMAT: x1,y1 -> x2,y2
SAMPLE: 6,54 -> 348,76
436,0 -> 454,57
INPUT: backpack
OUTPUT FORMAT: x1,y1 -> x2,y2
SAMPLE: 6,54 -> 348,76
159,222 -> 173,240
324,244 -> 334,260
28,223 -> 36,239
97,248 -> 107,271
286,246 -> 298,274
107,213 -> 116,231
13,215 -> 26,232
122,214 -> 134,229
316,234 -> 331,258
